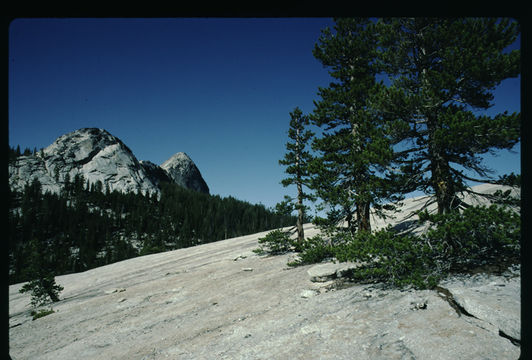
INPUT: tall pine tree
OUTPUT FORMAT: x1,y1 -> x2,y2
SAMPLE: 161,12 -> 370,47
279,107 -> 314,244
374,18 -> 521,214
309,18 -> 403,234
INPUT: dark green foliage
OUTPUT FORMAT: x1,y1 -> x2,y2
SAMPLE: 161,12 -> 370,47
334,230 -> 439,289
274,197 -> 295,218
309,18 -> 406,234
496,173 -> 521,187
280,18 -> 521,291
8,145 -> 21,162
19,275 -> 64,308
374,18 -> 521,214
287,235 -> 335,266
31,308 -> 55,320
13,179 -> 65,304
418,204 -> 520,271
279,107 -> 315,243
9,178 -> 297,284
254,229 -> 293,255
18,234 -> 64,306
329,205 -> 520,289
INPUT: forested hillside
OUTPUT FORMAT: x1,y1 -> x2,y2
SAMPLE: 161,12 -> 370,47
8,175 -> 296,284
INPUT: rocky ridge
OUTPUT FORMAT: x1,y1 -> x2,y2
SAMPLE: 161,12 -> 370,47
8,128 -> 209,195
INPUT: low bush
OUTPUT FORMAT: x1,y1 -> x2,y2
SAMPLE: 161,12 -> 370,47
419,204 -> 520,272
291,205 -> 520,289
334,230 -> 439,289
254,229 -> 293,255
31,308 -> 55,321
288,235 -> 336,266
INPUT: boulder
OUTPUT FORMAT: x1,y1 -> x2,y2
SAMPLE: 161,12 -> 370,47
440,272 -> 520,342
307,261 -> 362,282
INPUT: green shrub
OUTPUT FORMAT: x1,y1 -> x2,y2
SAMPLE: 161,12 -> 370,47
334,230 -> 439,289
254,229 -> 293,255
288,235 -> 336,266
31,308 -> 55,320
419,204 -> 520,271
19,274 -> 64,308
331,205 -> 520,289
258,205 -> 520,290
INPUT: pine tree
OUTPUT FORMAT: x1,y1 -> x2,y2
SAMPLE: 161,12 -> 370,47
374,17 -> 521,214
309,18 -> 403,234
18,180 -> 64,306
279,107 -> 314,244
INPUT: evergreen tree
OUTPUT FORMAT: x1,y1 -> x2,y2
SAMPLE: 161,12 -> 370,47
62,173 -> 71,197
19,236 -> 64,306
17,179 -> 64,306
309,18 -> 403,234
279,107 -> 314,244
374,17 -> 521,214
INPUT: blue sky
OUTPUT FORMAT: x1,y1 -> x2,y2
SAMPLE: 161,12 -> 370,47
8,18 -> 521,210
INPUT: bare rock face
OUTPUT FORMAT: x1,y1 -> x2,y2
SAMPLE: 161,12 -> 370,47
439,269 -> 521,343
161,152 -> 210,194
9,128 -> 209,195
8,224 -> 521,360
139,160 -> 172,187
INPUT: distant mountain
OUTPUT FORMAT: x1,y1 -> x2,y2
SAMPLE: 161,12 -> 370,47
8,127 -> 209,195
161,152 -> 210,194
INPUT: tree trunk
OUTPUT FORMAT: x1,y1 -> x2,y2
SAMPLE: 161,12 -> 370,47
427,116 -> 454,214
357,201 -> 371,232
296,182 -> 305,244
420,39 -> 455,215
349,118 -> 372,233
345,208 -> 355,235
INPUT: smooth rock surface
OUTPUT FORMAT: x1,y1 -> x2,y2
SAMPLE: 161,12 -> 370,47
9,222 -> 520,359
440,271 -> 521,341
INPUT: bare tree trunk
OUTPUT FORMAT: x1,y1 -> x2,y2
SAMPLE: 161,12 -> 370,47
297,182 -> 305,244
427,115 -> 454,214
295,125 -> 306,244
357,201 -> 371,232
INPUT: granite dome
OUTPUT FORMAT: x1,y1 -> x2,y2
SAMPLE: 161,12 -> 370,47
9,128 -> 209,195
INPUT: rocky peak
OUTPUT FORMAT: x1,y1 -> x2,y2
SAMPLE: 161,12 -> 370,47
9,128 -> 209,195
43,128 -> 125,160
161,152 -> 210,194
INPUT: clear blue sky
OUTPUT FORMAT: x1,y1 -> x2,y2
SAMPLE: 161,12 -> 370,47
8,18 -> 521,210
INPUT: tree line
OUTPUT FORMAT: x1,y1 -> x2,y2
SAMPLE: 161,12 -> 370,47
8,174 -> 297,285
8,145 -> 43,161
